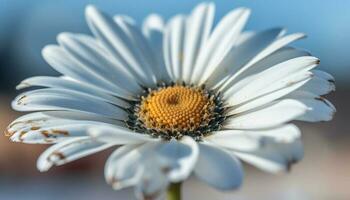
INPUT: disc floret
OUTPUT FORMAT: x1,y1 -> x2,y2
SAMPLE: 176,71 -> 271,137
127,84 -> 225,140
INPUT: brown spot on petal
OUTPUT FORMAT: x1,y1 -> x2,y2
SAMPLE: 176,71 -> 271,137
51,151 -> 66,161
19,131 -> 28,142
44,138 -> 55,143
315,96 -> 325,101
4,128 -> 15,137
51,130 -> 69,136
31,126 -> 40,130
40,129 -> 69,139
315,96 -> 333,107
41,130 -> 50,138
9,119 -> 46,129
17,95 -> 27,105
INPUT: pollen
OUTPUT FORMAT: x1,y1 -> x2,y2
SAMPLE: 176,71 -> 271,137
138,85 -> 215,132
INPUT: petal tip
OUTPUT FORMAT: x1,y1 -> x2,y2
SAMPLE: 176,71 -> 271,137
16,81 -> 29,90
57,32 -> 73,43
85,4 -> 98,15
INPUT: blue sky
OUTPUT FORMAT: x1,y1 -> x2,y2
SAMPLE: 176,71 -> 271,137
0,0 -> 349,85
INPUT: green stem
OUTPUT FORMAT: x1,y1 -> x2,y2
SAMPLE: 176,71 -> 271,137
166,182 -> 182,200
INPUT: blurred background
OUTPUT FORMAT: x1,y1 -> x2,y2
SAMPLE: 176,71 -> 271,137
0,0 -> 349,199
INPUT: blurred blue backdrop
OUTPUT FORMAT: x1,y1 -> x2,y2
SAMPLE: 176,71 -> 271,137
0,1 -> 349,200
0,0 -> 349,91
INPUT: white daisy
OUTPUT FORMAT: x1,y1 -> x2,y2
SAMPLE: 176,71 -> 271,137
6,3 -> 335,200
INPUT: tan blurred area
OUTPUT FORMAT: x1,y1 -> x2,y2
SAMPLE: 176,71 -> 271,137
0,88 -> 349,200
0,94 -> 108,175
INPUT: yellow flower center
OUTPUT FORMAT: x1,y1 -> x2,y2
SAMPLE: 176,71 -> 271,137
138,85 -> 215,132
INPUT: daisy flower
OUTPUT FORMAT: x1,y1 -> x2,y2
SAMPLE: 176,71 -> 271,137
5,2 -> 335,200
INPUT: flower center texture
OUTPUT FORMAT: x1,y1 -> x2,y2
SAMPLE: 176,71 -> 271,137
127,84 -> 226,140
140,85 -> 214,131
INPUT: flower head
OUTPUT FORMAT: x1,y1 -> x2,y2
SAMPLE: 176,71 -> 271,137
6,2 -> 335,199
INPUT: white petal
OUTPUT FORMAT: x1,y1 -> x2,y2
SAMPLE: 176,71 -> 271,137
228,72 -> 311,115
32,110 -> 122,124
142,14 -> 170,82
163,15 -> 186,82
113,16 -> 161,84
10,120 -> 105,144
194,143 -> 243,190
299,70 -> 335,95
224,56 -> 319,106
37,137 -> 112,172
192,7 -> 250,85
12,88 -> 127,120
57,33 -> 142,95
135,161 -> 169,200
287,91 -> 336,122
182,3 -> 215,83
207,28 -> 284,88
251,124 -> 301,142
7,111 -> 116,130
42,45 -> 134,98
85,5 -> 156,87
17,76 -> 131,105
219,32 -> 306,91
311,69 -> 335,81
142,14 -> 164,36
235,31 -> 256,45
105,144 -> 145,189
222,47 -> 309,86
88,125 -> 157,144
155,136 -> 199,182
232,126 -> 303,173
6,111 -> 124,144
205,124 -> 300,151
105,142 -> 169,199
234,47 -> 312,83
204,131 -> 261,151
42,45 -> 86,80
224,99 -> 308,129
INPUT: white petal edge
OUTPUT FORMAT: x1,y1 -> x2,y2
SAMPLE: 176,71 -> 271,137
219,32 -> 306,91
88,125 -> 158,144
142,14 -> 170,82
299,70 -> 335,95
10,120 -> 114,144
204,124 -> 301,152
163,15 -> 186,81
287,91 -> 336,122
17,76 -> 131,106
57,32 -> 142,96
192,7 -> 251,85
105,144 -> 147,190
85,5 -> 157,87
12,88 -> 127,120
224,56 -> 319,106
224,99 -> 308,129
37,137 -> 112,172
232,128 -> 303,173
42,45 -> 134,97
182,3 -> 215,83
155,136 -> 199,182
206,28 -> 285,88
194,143 -> 243,190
